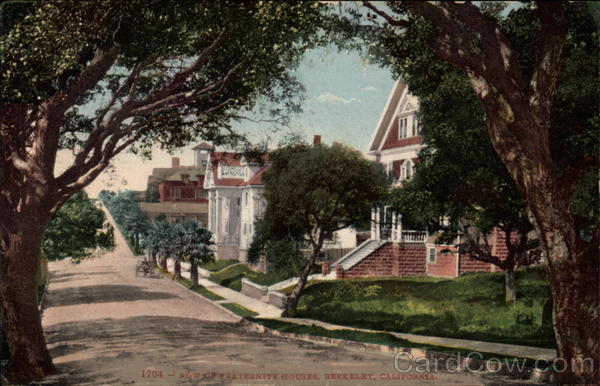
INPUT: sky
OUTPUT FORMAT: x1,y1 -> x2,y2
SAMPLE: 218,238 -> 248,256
56,46 -> 397,197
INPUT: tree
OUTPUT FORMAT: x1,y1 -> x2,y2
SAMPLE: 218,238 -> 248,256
145,181 -> 160,202
260,143 -> 388,316
249,219 -> 306,277
155,220 -> 176,272
180,221 -> 214,287
100,190 -> 150,254
42,191 -> 115,262
355,1 -> 598,381
0,1 -> 326,381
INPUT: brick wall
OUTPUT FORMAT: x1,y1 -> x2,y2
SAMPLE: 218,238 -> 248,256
159,180 -> 208,203
458,252 -> 494,275
427,246 -> 458,278
341,243 -> 426,278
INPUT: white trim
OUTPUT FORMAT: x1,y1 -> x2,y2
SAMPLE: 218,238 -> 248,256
367,80 -> 402,152
378,86 -> 409,152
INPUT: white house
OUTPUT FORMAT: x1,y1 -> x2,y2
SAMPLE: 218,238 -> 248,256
203,151 -> 268,261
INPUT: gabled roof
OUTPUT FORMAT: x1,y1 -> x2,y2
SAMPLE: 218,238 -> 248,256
192,142 -> 214,150
368,80 -> 421,153
242,165 -> 269,186
367,80 -> 406,152
204,151 -> 270,188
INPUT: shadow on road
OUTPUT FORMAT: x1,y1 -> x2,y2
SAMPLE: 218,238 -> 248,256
45,285 -> 180,307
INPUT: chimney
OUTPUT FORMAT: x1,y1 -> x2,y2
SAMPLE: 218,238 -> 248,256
313,135 -> 321,146
172,157 -> 180,168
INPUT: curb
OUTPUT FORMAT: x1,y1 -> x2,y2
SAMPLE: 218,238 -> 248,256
158,269 -> 245,322
239,318 -> 554,383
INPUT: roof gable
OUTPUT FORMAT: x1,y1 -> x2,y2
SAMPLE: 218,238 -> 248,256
367,80 -> 406,152
368,80 -> 422,153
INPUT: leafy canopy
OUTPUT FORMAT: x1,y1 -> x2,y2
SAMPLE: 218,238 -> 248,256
260,142 -> 389,246
42,191 -> 114,261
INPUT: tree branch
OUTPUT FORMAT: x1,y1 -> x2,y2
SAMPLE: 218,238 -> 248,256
361,1 -> 409,28
529,2 -> 567,125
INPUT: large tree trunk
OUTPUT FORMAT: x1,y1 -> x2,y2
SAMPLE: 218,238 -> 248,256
504,268 -> 516,304
150,251 -> 158,267
0,209 -> 57,383
284,247 -> 321,317
190,258 -> 198,287
548,242 -> 599,382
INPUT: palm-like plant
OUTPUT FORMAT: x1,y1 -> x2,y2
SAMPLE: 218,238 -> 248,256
181,221 -> 215,286
171,222 -> 188,279
154,220 -> 176,271
143,222 -> 161,267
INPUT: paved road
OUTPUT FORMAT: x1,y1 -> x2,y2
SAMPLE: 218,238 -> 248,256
39,214 -> 529,385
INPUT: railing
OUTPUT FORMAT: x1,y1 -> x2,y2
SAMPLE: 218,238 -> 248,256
401,230 -> 427,243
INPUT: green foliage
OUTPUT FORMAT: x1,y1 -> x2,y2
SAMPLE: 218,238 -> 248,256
100,190 -> 149,254
144,182 -> 160,202
290,268 -> 555,348
248,219 -> 305,276
220,303 -> 258,318
349,3 -> 599,237
42,191 -> 115,261
260,142 -> 388,244
2,0 -> 329,149
170,275 -> 224,300
199,259 -> 238,272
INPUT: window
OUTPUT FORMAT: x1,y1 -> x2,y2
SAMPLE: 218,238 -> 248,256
428,247 -> 436,263
237,197 -> 241,206
172,187 -> 181,199
398,117 -> 408,139
245,192 -> 249,207
406,160 -> 413,180
195,189 -> 205,199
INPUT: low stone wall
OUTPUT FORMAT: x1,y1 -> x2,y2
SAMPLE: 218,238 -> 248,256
241,278 -> 267,300
268,291 -> 288,309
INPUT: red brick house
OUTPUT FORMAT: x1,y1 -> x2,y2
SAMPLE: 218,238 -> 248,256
140,143 -> 213,224
158,171 -> 207,203
332,81 -> 503,279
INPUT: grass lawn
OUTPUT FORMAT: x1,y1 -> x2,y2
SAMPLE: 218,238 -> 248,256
221,303 -> 259,318
284,267 -> 555,348
209,264 -> 305,291
250,318 -> 544,368
167,273 -> 225,300
200,259 -> 239,272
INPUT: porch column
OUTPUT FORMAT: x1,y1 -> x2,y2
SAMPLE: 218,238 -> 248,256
371,207 -> 377,240
398,213 -> 403,243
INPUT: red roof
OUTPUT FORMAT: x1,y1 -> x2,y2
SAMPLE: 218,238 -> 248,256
242,165 -> 269,186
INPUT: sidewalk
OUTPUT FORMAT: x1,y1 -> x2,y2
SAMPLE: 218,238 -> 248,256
165,259 -> 282,318
163,258 -> 556,361
275,317 -> 557,361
